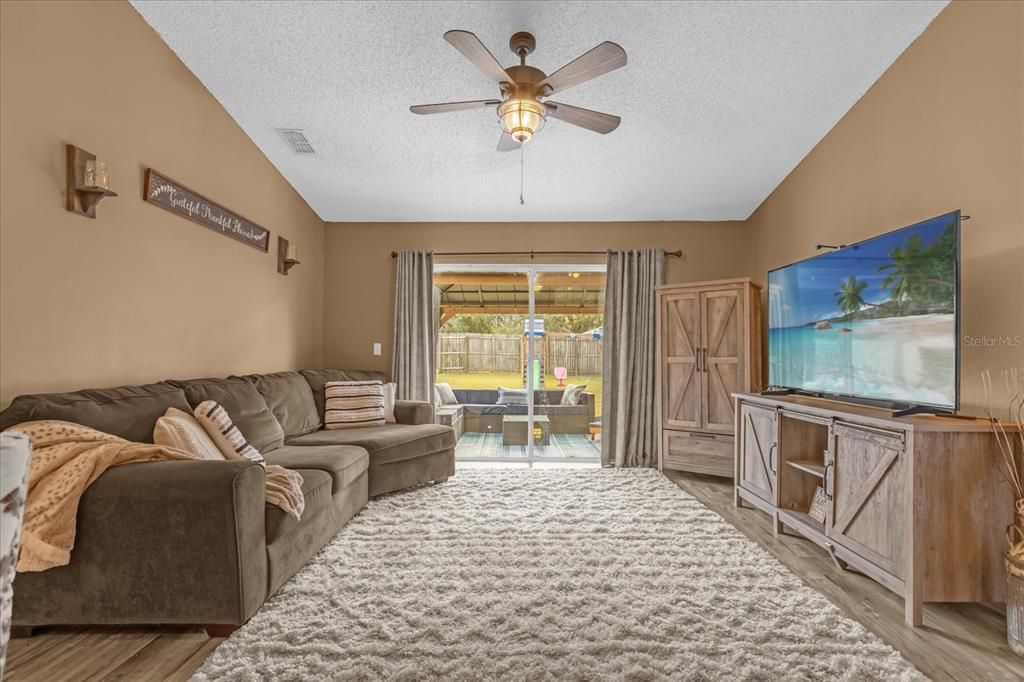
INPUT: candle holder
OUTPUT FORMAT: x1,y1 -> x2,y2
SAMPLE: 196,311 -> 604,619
65,144 -> 117,219
278,236 -> 300,275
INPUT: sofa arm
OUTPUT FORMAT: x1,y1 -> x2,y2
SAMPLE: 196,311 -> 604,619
395,400 -> 434,425
12,460 -> 267,627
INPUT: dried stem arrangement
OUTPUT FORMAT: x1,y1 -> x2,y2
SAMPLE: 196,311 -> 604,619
983,368 -> 1024,531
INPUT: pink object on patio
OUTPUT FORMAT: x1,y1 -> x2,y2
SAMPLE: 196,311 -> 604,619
553,367 -> 567,386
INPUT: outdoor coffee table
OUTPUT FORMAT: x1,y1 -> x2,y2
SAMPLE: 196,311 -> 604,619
501,415 -> 551,446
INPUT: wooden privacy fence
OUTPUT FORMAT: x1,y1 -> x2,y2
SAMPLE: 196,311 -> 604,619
437,333 -> 602,375
546,336 -> 603,375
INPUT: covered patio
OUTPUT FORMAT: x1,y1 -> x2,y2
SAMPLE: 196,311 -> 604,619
433,269 -> 606,461
435,271 -> 606,325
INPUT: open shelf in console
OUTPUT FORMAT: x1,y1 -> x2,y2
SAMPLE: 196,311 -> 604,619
787,459 -> 825,478
778,508 -> 825,537
777,411 -> 830,517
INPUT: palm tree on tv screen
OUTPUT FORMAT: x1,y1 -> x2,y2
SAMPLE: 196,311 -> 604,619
828,223 -> 955,323
878,234 -> 927,304
834,275 -> 870,315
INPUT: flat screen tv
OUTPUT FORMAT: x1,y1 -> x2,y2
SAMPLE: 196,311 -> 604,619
767,211 -> 960,413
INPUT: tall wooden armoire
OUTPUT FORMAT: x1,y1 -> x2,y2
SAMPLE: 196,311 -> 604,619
656,278 -> 763,477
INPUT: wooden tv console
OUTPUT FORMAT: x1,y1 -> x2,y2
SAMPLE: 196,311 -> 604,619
732,392 -> 1012,626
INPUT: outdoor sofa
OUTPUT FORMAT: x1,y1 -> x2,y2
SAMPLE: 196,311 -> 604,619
439,388 -> 596,435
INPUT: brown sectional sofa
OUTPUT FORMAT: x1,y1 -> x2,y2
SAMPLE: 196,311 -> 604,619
0,368 -> 455,635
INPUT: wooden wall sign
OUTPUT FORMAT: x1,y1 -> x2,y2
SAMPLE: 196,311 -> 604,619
143,169 -> 269,252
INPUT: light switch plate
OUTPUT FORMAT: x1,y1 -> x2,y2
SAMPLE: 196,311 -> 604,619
372,342 -> 382,356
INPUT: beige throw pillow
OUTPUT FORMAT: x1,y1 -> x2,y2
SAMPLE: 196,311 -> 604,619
153,407 -> 225,460
561,384 -> 587,407
193,400 -> 266,466
325,381 -> 386,430
434,382 -> 458,406
383,382 -> 397,424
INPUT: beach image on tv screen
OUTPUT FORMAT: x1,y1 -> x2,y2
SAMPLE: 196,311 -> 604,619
768,212 -> 957,408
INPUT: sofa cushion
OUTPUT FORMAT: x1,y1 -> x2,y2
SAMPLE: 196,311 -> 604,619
453,389 -> 496,405
264,468 -> 333,543
286,424 -> 455,466
165,377 -> 285,453
265,444 -> 368,494
240,371 -> 320,438
536,404 -> 589,415
461,404 -> 507,416
300,369 -> 387,421
496,387 -> 528,406
0,383 -> 190,443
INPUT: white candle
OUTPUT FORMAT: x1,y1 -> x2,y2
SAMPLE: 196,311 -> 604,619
287,244 -> 298,261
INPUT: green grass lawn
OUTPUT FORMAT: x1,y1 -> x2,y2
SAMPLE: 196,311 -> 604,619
436,371 -> 603,414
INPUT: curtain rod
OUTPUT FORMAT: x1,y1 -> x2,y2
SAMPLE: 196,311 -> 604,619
390,249 -> 684,259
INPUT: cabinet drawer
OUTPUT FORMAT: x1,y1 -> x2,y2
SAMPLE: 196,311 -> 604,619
662,430 -> 734,477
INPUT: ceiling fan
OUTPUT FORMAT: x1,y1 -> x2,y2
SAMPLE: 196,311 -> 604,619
410,30 -> 626,151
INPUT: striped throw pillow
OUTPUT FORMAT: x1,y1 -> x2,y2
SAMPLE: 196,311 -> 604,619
325,381 -> 386,430
193,400 -> 266,466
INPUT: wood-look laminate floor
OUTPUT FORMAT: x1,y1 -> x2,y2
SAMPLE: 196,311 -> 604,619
5,472 -> 1021,680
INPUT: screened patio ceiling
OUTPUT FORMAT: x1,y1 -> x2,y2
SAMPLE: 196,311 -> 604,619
434,272 -> 605,324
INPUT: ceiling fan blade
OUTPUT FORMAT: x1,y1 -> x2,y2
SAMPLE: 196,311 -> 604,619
444,30 -> 513,85
410,99 -> 501,115
497,131 -> 520,152
536,42 -> 626,96
544,101 -> 621,134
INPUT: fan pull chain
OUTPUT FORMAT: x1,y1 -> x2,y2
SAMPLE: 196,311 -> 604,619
520,142 -> 525,205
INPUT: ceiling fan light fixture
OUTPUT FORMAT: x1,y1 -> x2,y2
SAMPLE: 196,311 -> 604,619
498,98 -> 546,143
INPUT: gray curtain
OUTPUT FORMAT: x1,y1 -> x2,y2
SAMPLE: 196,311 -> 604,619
601,249 -> 666,467
391,250 -> 435,402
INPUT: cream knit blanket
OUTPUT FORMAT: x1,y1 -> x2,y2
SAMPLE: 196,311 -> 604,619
5,420 -> 304,572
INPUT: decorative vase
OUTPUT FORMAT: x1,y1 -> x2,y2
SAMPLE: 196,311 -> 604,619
1007,526 -> 1024,657
0,432 -> 32,678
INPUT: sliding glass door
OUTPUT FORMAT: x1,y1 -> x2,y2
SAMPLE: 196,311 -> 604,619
433,264 -> 605,462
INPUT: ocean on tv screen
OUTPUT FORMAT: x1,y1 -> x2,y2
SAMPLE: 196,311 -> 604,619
768,212 -> 958,408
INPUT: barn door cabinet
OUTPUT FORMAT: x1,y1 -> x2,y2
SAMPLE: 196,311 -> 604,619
733,392 -> 1013,626
656,278 -> 762,477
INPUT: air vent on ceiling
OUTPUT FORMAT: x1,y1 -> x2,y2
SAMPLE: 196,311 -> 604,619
276,128 -> 316,155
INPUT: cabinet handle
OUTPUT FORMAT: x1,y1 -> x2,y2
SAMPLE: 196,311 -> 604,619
768,442 -> 778,475
823,461 -> 833,499
690,432 -> 717,440
694,347 -> 702,372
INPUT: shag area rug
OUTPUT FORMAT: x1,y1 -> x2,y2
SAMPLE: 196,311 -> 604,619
193,469 -> 923,681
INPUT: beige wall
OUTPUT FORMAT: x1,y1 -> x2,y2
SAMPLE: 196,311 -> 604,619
748,0 -> 1023,415
3,0 -> 1018,417
323,221 -> 750,373
0,1 -> 325,406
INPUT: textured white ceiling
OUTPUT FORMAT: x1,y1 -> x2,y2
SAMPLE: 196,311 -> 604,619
131,1 -> 946,222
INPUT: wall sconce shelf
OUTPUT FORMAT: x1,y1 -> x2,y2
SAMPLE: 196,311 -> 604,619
66,144 -> 117,218
278,236 -> 301,275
